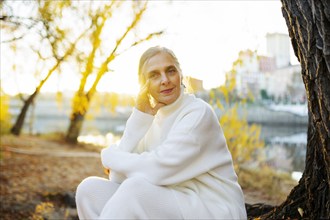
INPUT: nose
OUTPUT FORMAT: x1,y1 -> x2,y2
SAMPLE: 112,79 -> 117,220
160,73 -> 170,85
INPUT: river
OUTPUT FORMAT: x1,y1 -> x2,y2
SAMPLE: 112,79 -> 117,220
9,98 -> 308,175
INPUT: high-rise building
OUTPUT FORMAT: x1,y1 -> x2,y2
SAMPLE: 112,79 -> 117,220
232,33 -> 305,103
266,33 -> 291,68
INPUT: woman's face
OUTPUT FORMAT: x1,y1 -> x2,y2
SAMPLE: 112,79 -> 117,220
143,52 -> 182,106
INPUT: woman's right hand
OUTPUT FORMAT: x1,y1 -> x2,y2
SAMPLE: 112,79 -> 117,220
135,80 -> 165,115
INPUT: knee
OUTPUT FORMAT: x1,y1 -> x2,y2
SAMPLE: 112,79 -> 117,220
120,176 -> 150,190
75,176 -> 99,201
118,176 -> 152,201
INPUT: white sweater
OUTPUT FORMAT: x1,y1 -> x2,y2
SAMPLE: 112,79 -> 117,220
101,91 -> 247,219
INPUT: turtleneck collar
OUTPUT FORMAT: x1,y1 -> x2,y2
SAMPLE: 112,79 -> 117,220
157,86 -> 185,117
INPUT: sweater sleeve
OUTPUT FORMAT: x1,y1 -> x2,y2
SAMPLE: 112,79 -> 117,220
113,107 -> 154,152
101,108 -> 154,183
101,104 -> 229,186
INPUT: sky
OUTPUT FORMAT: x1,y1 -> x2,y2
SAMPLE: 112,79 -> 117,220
1,0 -> 296,96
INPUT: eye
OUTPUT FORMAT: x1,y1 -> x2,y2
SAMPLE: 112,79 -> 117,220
167,67 -> 177,74
148,72 -> 159,79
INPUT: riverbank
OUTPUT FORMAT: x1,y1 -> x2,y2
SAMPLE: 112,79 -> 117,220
0,134 -> 296,219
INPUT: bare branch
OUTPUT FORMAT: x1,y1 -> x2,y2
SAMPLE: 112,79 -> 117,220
1,35 -> 25,43
35,25 -> 91,93
108,1 -> 148,61
118,30 -> 164,55
1,15 -> 42,43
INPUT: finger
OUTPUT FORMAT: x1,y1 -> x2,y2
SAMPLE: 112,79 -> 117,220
136,80 -> 151,112
152,102 -> 166,114
137,80 -> 149,101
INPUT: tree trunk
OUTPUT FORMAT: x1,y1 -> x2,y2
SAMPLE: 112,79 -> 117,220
10,90 -> 38,135
9,51 -> 68,136
248,1 -> 330,219
65,111 -> 86,144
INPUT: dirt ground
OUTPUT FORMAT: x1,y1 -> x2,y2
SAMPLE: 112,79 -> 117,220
0,134 -> 106,219
0,134 -> 294,219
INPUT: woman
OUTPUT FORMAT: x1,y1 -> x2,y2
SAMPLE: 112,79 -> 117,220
75,46 -> 247,219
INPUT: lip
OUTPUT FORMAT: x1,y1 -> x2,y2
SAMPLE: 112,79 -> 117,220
160,88 -> 174,94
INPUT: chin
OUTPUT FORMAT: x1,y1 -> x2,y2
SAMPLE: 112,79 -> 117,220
161,95 -> 178,105
162,100 -> 174,105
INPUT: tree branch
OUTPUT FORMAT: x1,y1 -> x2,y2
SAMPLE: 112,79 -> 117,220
88,1 -> 149,97
118,30 -> 164,56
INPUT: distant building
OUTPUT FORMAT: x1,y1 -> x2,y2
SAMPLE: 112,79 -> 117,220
235,50 -> 265,99
258,55 -> 276,72
234,33 -> 305,103
265,64 -> 305,103
266,33 -> 291,68
184,76 -> 204,93
265,33 -> 305,103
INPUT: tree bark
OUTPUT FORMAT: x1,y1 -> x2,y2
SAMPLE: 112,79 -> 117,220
10,91 -> 38,135
248,1 -> 330,219
65,112 -> 86,144
10,60 -> 61,136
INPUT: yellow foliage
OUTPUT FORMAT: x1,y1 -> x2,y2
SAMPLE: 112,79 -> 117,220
210,71 -> 264,171
89,92 -> 102,115
55,91 -> 63,111
0,92 -> 11,134
71,93 -> 89,116
209,89 -> 215,102
104,92 -> 119,113
31,202 -> 55,220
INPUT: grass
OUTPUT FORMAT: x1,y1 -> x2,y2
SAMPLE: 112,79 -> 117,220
238,165 -> 297,204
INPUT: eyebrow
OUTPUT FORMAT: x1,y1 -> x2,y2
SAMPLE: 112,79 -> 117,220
146,65 -> 178,77
147,70 -> 159,77
165,65 -> 177,71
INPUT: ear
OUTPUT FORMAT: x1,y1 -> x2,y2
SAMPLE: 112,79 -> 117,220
180,73 -> 186,89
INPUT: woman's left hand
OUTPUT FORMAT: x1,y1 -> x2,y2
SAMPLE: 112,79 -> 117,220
104,168 -> 110,176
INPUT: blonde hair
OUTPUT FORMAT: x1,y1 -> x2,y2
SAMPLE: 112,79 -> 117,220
138,46 -> 182,86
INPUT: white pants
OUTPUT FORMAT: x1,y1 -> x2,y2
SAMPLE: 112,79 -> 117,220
75,176 -> 183,219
